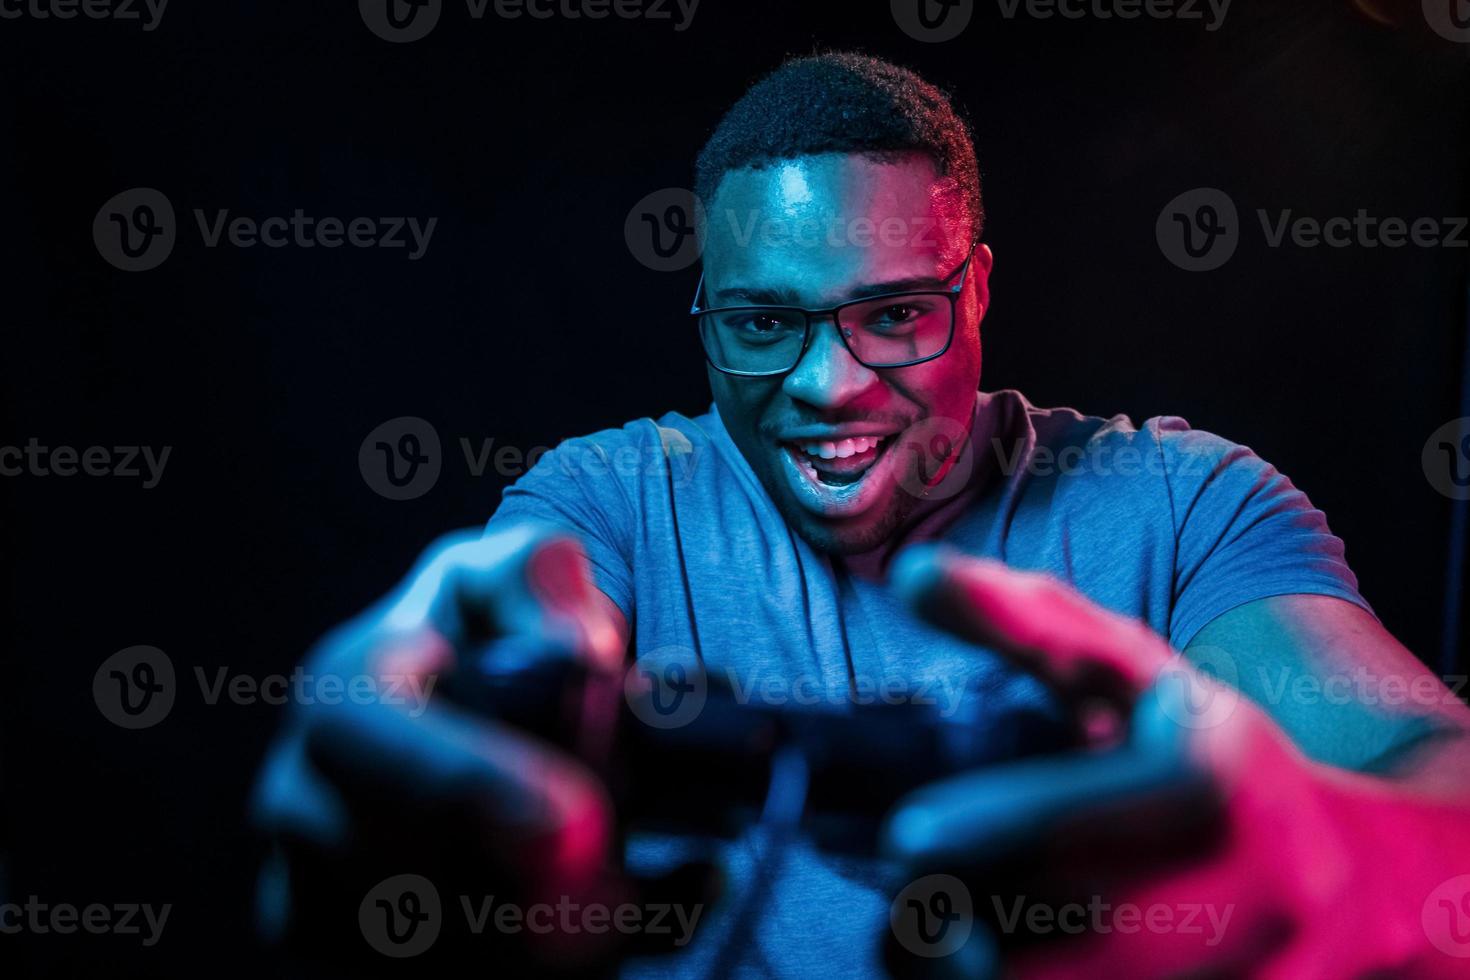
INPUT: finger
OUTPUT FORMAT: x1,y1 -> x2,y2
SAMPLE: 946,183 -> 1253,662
300,626 -> 614,893
384,523 -> 625,671
891,544 -> 1172,713
883,752 -> 1211,882
882,685 -> 1220,883
250,728 -> 351,852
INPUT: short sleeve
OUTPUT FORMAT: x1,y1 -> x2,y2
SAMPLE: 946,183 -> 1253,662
1152,417 -> 1375,650
485,433 -> 637,620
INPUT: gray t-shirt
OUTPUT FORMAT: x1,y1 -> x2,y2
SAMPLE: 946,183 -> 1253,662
486,388 -> 1370,978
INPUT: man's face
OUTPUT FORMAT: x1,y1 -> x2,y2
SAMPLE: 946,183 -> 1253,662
701,152 -> 993,555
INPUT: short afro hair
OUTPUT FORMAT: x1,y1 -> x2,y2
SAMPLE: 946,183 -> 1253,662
694,51 -> 982,242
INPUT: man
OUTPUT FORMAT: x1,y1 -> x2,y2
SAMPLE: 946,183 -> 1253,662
254,52 -> 1470,977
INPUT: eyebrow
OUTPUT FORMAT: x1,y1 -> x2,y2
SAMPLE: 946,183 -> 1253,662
710,275 -> 951,308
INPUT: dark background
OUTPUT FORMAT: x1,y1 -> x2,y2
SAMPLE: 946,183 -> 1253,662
2,0 -> 1467,974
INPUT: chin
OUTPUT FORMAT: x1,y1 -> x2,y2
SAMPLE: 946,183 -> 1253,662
786,503 -> 906,557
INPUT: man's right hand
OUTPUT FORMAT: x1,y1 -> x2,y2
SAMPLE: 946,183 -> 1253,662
250,522 -> 630,971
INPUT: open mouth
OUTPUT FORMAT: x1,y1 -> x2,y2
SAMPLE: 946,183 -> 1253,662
786,435 -> 889,487
775,432 -> 901,519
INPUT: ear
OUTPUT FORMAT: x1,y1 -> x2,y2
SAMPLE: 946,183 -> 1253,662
969,243 -> 994,320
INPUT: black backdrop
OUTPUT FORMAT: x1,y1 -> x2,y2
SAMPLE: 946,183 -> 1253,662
3,0 -> 1468,975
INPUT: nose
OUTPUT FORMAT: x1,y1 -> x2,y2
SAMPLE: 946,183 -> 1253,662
781,315 -> 881,410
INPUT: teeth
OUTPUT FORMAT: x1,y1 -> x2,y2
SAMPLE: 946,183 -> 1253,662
797,436 -> 883,459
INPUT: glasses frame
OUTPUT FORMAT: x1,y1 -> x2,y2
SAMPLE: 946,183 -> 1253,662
689,241 -> 979,378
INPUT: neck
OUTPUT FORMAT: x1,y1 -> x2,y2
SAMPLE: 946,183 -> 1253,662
840,392 -> 997,581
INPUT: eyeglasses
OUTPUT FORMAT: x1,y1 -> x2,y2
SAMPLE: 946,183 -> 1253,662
689,243 -> 978,377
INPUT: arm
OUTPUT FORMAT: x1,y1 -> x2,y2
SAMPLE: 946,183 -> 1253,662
1188,594 -> 1470,795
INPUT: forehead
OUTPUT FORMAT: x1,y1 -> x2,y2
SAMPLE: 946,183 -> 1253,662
702,152 -> 968,305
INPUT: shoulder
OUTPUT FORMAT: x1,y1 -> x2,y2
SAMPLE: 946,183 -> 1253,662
549,407 -> 718,453
989,390 -> 1185,478
515,406 -> 731,493
1013,393 -> 1143,453
987,390 -> 1287,528
1019,396 -> 1220,456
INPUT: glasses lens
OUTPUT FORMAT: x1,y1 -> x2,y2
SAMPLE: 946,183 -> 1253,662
700,308 -> 807,374
837,294 -> 953,367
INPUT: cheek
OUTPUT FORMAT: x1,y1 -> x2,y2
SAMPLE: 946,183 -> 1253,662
899,340 -> 982,419
707,369 -> 778,437
707,369 -> 748,421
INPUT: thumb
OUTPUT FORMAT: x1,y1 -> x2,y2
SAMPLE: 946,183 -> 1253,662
891,544 -> 1171,716
385,522 -> 624,671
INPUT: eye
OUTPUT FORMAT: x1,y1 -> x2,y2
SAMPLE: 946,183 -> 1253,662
863,304 -> 924,334
717,310 -> 802,346
735,312 -> 802,335
875,304 -> 918,324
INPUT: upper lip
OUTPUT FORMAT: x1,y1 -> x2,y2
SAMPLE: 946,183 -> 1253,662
775,426 -> 903,442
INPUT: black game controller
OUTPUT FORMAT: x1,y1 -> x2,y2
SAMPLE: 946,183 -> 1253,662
450,643 -> 1084,855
